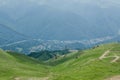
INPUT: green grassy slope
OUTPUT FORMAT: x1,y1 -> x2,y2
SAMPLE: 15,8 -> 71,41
46,51 -> 82,66
51,43 -> 120,80
0,49 -> 50,80
1,43 -> 120,80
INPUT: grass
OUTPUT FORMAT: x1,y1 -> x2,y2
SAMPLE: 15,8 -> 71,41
0,43 -> 120,80
50,43 -> 120,80
0,49 -> 50,80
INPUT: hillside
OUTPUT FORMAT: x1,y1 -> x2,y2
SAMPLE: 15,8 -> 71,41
1,43 -> 120,80
50,43 -> 120,80
0,49 -> 50,80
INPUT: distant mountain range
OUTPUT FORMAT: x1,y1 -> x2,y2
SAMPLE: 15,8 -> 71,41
0,23 -> 119,54
0,0 -> 120,53
0,0 -> 120,40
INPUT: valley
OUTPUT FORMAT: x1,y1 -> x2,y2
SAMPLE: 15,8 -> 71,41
0,43 -> 120,80
0,0 -> 120,80
0,36 -> 117,54
0,0 -> 120,56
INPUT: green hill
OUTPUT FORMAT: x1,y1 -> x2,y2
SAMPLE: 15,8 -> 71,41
50,43 -> 120,80
0,49 -> 50,80
1,43 -> 120,80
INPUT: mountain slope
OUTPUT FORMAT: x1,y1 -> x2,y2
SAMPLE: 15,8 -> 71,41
1,43 -> 120,80
50,43 -> 120,80
14,6 -> 120,40
0,24 -> 26,46
0,49 -> 49,80
0,0 -> 120,40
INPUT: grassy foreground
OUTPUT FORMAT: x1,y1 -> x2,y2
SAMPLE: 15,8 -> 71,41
0,49 -> 50,80
0,43 -> 120,80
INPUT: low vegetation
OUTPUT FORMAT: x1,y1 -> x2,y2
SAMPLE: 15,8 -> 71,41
28,49 -> 69,61
0,49 -> 50,80
0,43 -> 120,80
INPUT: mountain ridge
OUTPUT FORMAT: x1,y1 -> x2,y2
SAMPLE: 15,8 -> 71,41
0,24 -> 27,46
0,0 -> 120,40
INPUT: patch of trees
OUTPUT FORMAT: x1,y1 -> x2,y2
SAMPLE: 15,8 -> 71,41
28,49 -> 70,61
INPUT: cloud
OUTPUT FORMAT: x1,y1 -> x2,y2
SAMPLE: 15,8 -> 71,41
0,0 -> 8,6
0,0 -> 120,9
29,0 -> 48,5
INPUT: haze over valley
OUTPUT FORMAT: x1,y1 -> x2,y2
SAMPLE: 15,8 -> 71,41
0,0 -> 120,80
0,0 -> 120,53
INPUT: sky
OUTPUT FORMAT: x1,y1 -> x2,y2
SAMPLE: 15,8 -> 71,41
0,0 -> 120,7
0,0 -> 120,20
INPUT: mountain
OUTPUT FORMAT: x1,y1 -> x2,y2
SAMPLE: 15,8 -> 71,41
12,5 -> 120,40
0,0 -> 120,55
1,43 -> 120,80
0,0 -> 120,40
0,24 -> 26,46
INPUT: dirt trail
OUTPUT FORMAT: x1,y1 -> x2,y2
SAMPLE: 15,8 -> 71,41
81,49 -> 120,66
99,50 -> 120,63
111,55 -> 120,63
14,78 -> 20,80
38,77 -> 49,80
99,50 -> 110,60
106,76 -> 120,80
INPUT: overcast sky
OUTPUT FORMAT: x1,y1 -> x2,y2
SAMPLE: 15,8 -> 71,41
0,0 -> 120,7
0,0 -> 120,20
